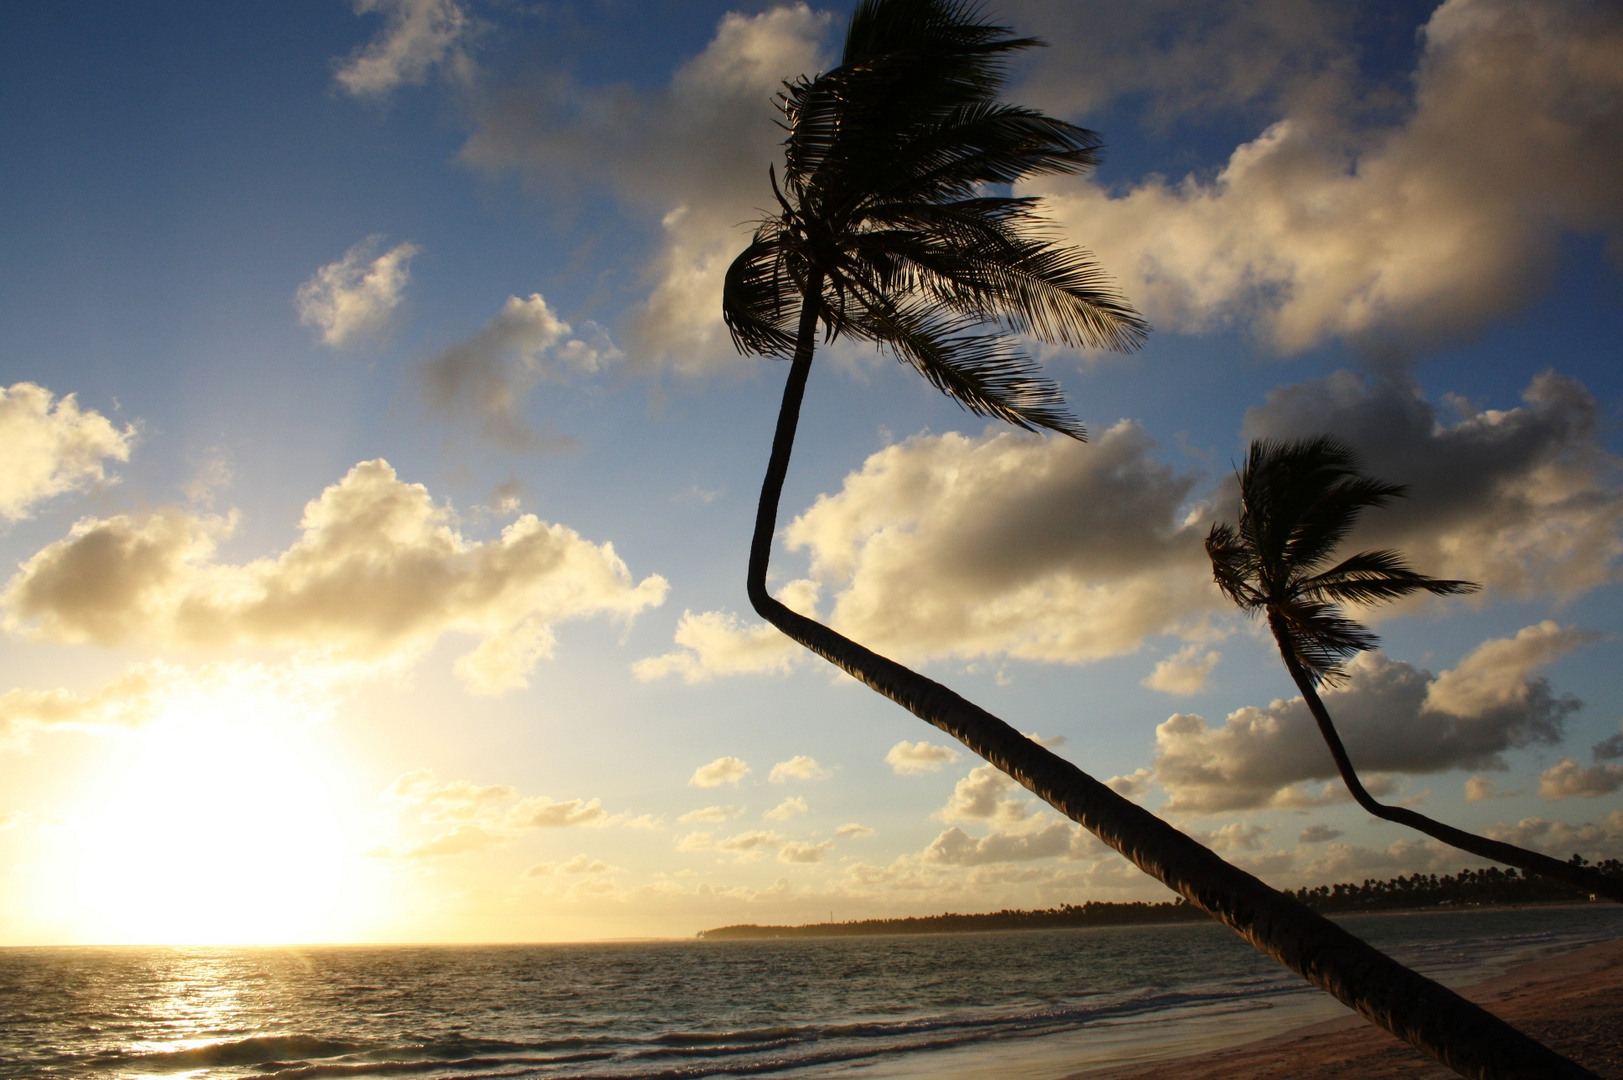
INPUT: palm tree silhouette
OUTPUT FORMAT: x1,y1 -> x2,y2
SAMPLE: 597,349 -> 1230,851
723,1 -> 1593,1075
1206,435 -> 1623,903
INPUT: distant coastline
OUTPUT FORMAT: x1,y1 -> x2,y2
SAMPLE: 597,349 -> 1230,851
698,859 -> 1623,939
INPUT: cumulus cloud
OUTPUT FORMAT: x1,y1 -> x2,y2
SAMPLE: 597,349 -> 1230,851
334,0 -> 474,97
631,580 -> 816,684
778,840 -> 833,864
764,796 -> 808,822
1465,775 -> 1518,802
1299,824 -> 1344,843
461,6 -> 833,372
1,459 -> 667,693
1488,810 -> 1623,861
689,756 -> 750,788
769,755 -> 830,783
939,764 -> 1040,828
885,740 -> 962,775
924,820 -> 1096,866
782,423 -> 1213,666
1150,623 -> 1587,812
374,767 -> 614,859
421,294 -> 620,447
1143,644 -> 1222,695
1037,0 -> 1623,352
0,383 -> 133,523
1538,759 -> 1623,800
836,823 -> 876,838
296,237 -> 418,346
1242,371 -> 1623,603
1592,722 -> 1623,762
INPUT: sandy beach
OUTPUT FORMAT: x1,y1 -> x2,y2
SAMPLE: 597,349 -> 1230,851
1066,937 -> 1623,1080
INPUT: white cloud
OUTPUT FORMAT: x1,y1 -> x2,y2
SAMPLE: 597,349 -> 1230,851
296,237 -> 418,347
778,840 -> 833,864
885,740 -> 962,775
334,0 -> 473,97
0,383 -> 133,523
1298,824 -> 1343,843
764,796 -> 808,822
1189,822 -> 1271,853
632,580 -> 816,684
1,459 -> 667,693
1106,769 -> 1153,801
1538,759 -> 1623,800
1243,371 -> 1623,603
1150,624 -> 1587,812
1143,644 -> 1222,695
923,820 -> 1094,866
689,756 -> 750,788
782,424 -> 1213,667
461,6 -> 834,373
678,805 -> 743,825
835,823 -> 876,838
769,755 -> 830,783
939,764 -> 1038,828
374,767 -> 615,859
421,294 -> 620,447
1037,0 -> 1623,352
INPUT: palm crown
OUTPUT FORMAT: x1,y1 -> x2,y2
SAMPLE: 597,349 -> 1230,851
1205,436 -> 1479,684
722,0 -> 1146,438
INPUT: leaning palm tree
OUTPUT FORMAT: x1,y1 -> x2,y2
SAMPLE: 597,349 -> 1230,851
1206,435 -> 1623,903
722,1 -> 1594,1076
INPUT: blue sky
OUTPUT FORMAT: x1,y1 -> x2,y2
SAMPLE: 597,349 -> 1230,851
1,0 -> 1620,945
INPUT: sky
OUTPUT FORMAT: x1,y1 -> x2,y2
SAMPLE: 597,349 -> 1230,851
1,0 -> 1621,946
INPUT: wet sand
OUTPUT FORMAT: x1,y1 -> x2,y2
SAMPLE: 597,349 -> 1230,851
1065,937 -> 1623,1080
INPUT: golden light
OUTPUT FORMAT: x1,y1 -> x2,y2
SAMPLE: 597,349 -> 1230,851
46,668 -> 374,945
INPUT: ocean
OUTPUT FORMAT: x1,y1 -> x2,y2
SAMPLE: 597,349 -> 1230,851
4,905 -> 1621,1080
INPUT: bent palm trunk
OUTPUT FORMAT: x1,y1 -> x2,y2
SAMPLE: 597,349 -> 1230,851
747,335 -> 1596,1080
1268,614 -> 1623,904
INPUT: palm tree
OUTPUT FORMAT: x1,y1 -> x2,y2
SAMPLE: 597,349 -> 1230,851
1206,435 -> 1623,903
722,1 -> 1594,1076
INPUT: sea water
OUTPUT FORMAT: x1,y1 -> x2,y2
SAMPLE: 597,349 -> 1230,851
4,905 -> 1620,1080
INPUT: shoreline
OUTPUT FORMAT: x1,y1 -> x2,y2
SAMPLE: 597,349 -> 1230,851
1062,937 -> 1623,1080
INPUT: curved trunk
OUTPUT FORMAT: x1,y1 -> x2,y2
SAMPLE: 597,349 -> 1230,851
1268,613 -> 1623,904
744,326 -> 1597,1079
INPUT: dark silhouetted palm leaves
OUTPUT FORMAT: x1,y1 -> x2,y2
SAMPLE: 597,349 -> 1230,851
721,1 -> 1597,1076
1207,436 -> 1622,904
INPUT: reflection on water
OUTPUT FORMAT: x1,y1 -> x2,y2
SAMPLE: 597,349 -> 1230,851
1,905 -> 1618,1080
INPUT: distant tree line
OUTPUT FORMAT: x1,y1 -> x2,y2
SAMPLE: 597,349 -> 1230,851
1290,856 -> 1623,914
698,857 -> 1623,939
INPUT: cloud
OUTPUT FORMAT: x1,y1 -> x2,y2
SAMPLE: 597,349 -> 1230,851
334,0 -> 474,97
296,237 -> 418,347
885,740 -> 963,775
1150,623 -> 1587,812
375,767 -> 614,859
782,423 -> 1213,667
1488,810 -> 1623,861
1242,371 -> 1623,602
689,756 -> 750,788
632,580 -> 816,684
1188,822 -> 1270,853
939,764 -> 1038,828
1592,723 -> 1623,762
1299,824 -> 1343,843
1538,759 -> 1623,800
1106,769 -> 1154,801
769,755 -> 830,783
678,805 -> 742,825
778,840 -> 833,864
835,823 -> 876,838
1037,0 -> 1623,352
1465,775 -> 1518,802
461,5 -> 834,373
0,665 -> 161,750
421,294 -> 620,447
923,820 -> 1094,866
1143,644 -> 1222,695
764,796 -> 808,822
0,383 -> 133,523
1,459 -> 667,693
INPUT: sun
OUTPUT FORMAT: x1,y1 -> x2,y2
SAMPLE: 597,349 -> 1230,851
48,670 -> 373,945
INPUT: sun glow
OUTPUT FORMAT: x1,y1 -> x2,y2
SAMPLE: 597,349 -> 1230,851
49,671 -> 372,945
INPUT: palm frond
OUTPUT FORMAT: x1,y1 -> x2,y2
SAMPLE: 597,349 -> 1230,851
1298,549 -> 1481,605
722,232 -> 801,359
1271,598 -> 1380,685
